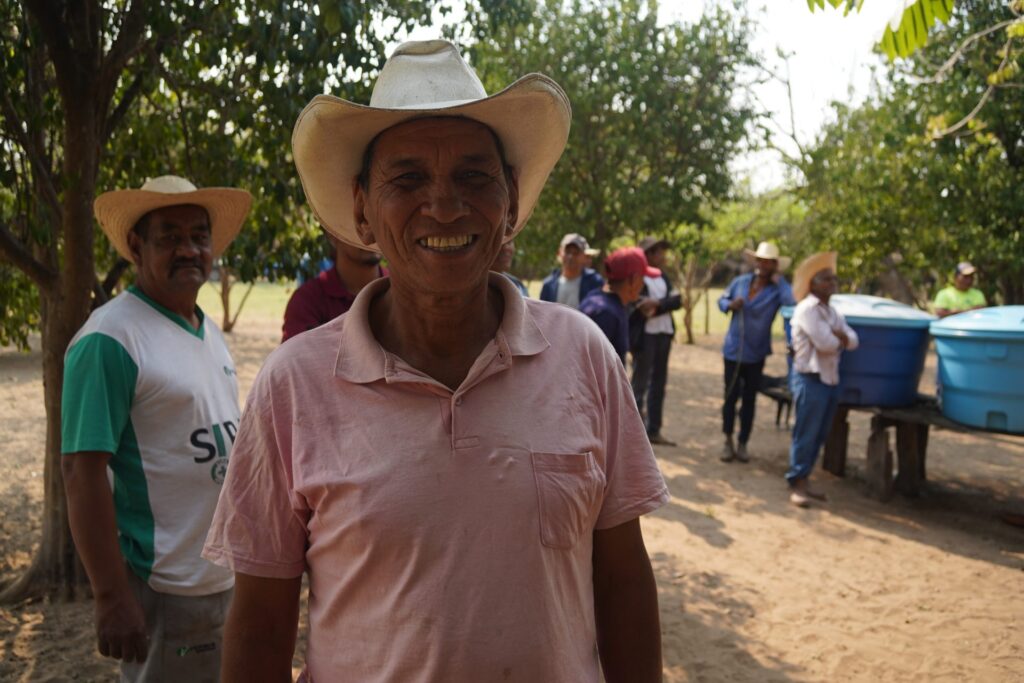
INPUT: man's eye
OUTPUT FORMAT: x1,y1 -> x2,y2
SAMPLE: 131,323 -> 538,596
194,233 -> 211,245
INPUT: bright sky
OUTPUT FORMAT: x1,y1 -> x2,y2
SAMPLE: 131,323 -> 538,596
660,0 -> 910,191
401,0 -> 913,192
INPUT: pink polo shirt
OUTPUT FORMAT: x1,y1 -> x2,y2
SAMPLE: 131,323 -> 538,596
203,274 -> 669,682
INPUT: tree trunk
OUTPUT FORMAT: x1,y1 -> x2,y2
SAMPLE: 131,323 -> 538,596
219,267 -> 235,333
1,109 -> 98,603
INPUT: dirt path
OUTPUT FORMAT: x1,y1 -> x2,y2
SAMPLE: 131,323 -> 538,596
1,321 -> 1022,681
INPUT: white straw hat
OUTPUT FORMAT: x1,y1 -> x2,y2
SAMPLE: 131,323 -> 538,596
793,251 -> 838,301
291,39 -> 571,251
94,175 -> 252,261
743,241 -> 791,271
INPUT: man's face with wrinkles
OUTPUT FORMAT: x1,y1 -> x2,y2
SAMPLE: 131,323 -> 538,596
128,204 -> 213,301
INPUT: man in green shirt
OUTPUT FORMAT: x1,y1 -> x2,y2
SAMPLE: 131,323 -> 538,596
934,261 -> 987,318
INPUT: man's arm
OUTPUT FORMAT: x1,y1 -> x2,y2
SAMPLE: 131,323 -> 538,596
62,452 -> 149,663
593,517 -> 662,683
221,572 -> 302,682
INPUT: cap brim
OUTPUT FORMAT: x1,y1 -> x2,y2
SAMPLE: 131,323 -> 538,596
292,74 -> 571,251
94,188 -> 253,261
645,266 -> 662,277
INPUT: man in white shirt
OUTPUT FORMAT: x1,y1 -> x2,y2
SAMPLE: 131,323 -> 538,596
787,252 -> 858,508
539,233 -> 605,307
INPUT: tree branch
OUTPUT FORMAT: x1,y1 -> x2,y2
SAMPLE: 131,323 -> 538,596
98,1 -> 150,109
23,0 -> 78,100
0,89 -> 62,220
927,19 -> 1016,84
0,218 -> 57,290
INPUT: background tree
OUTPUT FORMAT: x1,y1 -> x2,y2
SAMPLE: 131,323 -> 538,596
798,1 -> 1023,304
466,0 -> 760,276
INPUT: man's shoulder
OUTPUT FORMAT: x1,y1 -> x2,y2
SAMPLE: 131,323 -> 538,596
71,291 -> 148,345
525,297 -> 607,339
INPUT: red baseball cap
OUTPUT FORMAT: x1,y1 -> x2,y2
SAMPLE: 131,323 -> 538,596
604,246 -> 660,280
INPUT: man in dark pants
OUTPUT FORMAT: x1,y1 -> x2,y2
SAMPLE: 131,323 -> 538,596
717,242 -> 795,462
630,236 -> 682,446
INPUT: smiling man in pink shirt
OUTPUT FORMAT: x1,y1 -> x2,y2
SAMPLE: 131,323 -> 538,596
203,40 -> 669,682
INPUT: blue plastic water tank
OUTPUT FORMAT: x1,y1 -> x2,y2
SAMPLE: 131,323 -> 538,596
781,295 -> 935,406
930,306 -> 1024,433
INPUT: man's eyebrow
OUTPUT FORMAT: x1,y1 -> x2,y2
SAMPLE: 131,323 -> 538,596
379,157 -> 422,172
156,219 -> 211,233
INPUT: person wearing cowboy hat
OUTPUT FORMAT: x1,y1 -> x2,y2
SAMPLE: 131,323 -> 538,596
933,261 -> 987,318
717,241 -> 795,463
629,236 -> 683,447
61,175 -> 252,678
539,232 -> 605,308
786,252 -> 859,508
204,40 -> 668,682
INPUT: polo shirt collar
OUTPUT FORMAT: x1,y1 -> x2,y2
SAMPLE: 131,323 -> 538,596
334,273 -> 549,385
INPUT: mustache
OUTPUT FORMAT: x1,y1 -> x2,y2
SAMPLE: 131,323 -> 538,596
170,259 -> 204,272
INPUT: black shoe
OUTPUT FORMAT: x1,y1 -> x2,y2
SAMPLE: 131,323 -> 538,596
648,433 -> 677,447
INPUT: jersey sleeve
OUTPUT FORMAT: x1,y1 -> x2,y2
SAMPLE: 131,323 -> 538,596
594,343 -> 670,529
203,365 -> 310,578
61,333 -> 138,455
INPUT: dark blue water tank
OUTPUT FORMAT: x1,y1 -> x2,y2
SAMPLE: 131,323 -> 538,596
930,306 -> 1024,434
782,295 -> 935,407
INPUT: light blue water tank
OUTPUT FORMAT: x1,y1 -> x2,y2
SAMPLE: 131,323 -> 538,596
782,295 -> 935,406
930,306 -> 1024,433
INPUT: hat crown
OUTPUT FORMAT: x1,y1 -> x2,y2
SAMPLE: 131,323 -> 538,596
140,175 -> 199,194
369,40 -> 487,109
754,241 -> 781,260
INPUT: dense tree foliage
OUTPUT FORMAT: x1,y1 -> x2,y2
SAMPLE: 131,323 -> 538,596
467,0 -> 760,275
799,1 -> 1023,305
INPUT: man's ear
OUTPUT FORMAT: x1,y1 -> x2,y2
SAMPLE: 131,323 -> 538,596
504,168 -> 520,238
352,180 -> 376,247
126,230 -> 144,266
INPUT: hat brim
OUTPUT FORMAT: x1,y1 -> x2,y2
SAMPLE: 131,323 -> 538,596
793,252 -> 838,301
742,248 -> 791,271
94,187 -> 253,261
292,74 -> 571,252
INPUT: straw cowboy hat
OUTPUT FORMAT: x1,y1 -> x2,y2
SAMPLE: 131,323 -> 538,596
291,39 -> 572,251
792,251 -> 838,301
94,175 -> 252,261
743,241 -> 792,271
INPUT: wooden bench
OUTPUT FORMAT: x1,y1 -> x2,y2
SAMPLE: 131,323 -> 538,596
756,386 -> 1023,501
758,375 -> 792,428
825,396 -> 1024,500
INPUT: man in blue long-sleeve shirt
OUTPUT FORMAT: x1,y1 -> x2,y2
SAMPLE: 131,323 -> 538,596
717,242 -> 795,463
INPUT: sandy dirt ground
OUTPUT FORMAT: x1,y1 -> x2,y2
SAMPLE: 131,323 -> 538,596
1,316 -> 1022,682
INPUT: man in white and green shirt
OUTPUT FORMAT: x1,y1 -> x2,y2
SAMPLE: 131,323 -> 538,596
934,261 -> 987,318
62,175 -> 251,680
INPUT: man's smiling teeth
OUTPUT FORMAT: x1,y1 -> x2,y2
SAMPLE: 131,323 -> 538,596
419,235 -> 475,251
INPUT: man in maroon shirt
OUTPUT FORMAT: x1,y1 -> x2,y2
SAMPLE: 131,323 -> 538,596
282,232 -> 386,341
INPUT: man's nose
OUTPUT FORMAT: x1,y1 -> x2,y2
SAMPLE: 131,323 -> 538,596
175,237 -> 202,257
421,180 -> 469,223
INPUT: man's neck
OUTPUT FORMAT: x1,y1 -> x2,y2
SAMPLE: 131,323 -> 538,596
368,278 -> 504,390
136,283 -> 201,329
335,259 -> 380,295
561,268 -> 583,280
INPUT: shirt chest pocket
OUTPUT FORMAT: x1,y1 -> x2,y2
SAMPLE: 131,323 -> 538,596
530,452 -> 606,550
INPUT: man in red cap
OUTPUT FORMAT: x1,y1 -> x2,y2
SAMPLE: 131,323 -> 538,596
580,247 -> 660,363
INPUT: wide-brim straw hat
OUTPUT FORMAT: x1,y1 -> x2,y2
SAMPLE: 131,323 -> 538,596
291,39 -> 571,252
743,241 -> 792,271
94,175 -> 252,261
793,251 -> 838,301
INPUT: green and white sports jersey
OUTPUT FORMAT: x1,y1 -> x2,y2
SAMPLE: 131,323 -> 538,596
62,286 -> 238,596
